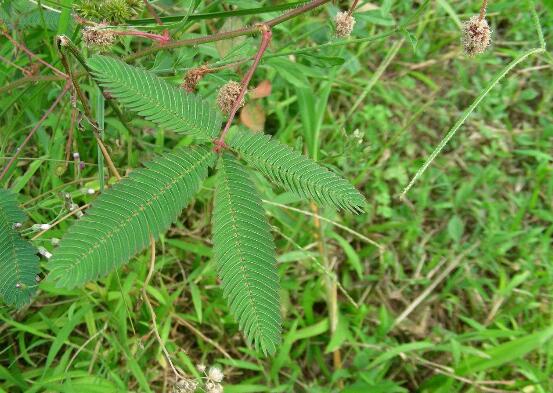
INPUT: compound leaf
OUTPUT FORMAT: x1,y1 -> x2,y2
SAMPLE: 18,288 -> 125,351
212,153 -> 281,355
226,128 -> 366,213
0,189 -> 40,308
87,55 -> 222,139
48,147 -> 215,288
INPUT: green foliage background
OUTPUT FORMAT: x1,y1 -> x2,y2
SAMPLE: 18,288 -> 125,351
1,0 -> 553,392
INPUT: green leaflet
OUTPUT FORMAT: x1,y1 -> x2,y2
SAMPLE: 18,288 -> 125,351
0,189 -> 40,308
226,128 -> 366,213
48,147 -> 216,288
212,153 -> 281,355
87,55 -> 222,139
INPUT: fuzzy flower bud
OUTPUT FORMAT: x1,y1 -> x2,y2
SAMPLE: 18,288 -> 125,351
462,15 -> 491,56
216,81 -> 245,115
82,24 -> 116,49
208,366 -> 224,383
335,11 -> 355,38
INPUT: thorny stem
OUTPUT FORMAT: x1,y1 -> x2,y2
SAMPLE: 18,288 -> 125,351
213,25 -> 272,152
1,30 -> 68,78
125,0 -> 330,61
0,82 -> 71,183
479,0 -> 488,21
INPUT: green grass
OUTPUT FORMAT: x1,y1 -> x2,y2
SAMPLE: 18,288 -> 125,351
1,0 -> 553,392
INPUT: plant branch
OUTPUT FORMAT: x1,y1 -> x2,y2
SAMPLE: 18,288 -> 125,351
214,25 -> 272,151
124,0 -> 330,61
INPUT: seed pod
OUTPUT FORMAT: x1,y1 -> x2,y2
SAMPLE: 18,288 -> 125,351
82,24 -> 116,49
462,15 -> 491,56
216,81 -> 245,115
335,11 -> 355,38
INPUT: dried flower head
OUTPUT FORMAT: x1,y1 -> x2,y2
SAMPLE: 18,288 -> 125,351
335,11 -> 355,38
462,15 -> 491,56
207,366 -> 224,383
205,381 -> 224,393
182,66 -> 209,93
83,24 -> 116,49
216,81 -> 245,115
173,378 -> 198,393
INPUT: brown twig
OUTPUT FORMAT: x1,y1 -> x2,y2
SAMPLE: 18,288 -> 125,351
0,82 -> 71,183
173,314 -> 233,359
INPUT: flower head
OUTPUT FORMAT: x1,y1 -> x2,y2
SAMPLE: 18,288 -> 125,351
216,81 -> 245,115
335,11 -> 355,38
82,24 -> 116,49
462,15 -> 491,56
208,366 -> 224,383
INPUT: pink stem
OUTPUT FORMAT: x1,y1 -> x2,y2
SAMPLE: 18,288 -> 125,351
114,30 -> 170,44
0,82 -> 71,183
214,26 -> 272,152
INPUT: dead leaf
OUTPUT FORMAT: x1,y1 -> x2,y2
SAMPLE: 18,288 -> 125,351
240,103 -> 266,132
249,80 -> 272,99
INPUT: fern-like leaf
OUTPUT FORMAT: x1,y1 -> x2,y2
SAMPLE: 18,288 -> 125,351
0,189 -> 40,308
212,153 -> 281,355
48,147 -> 215,288
226,128 -> 366,213
87,55 -> 222,139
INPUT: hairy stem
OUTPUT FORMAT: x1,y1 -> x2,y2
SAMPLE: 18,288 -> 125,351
114,30 -> 170,44
479,0 -> 488,21
214,26 -> 272,151
125,0 -> 330,61
347,0 -> 360,17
